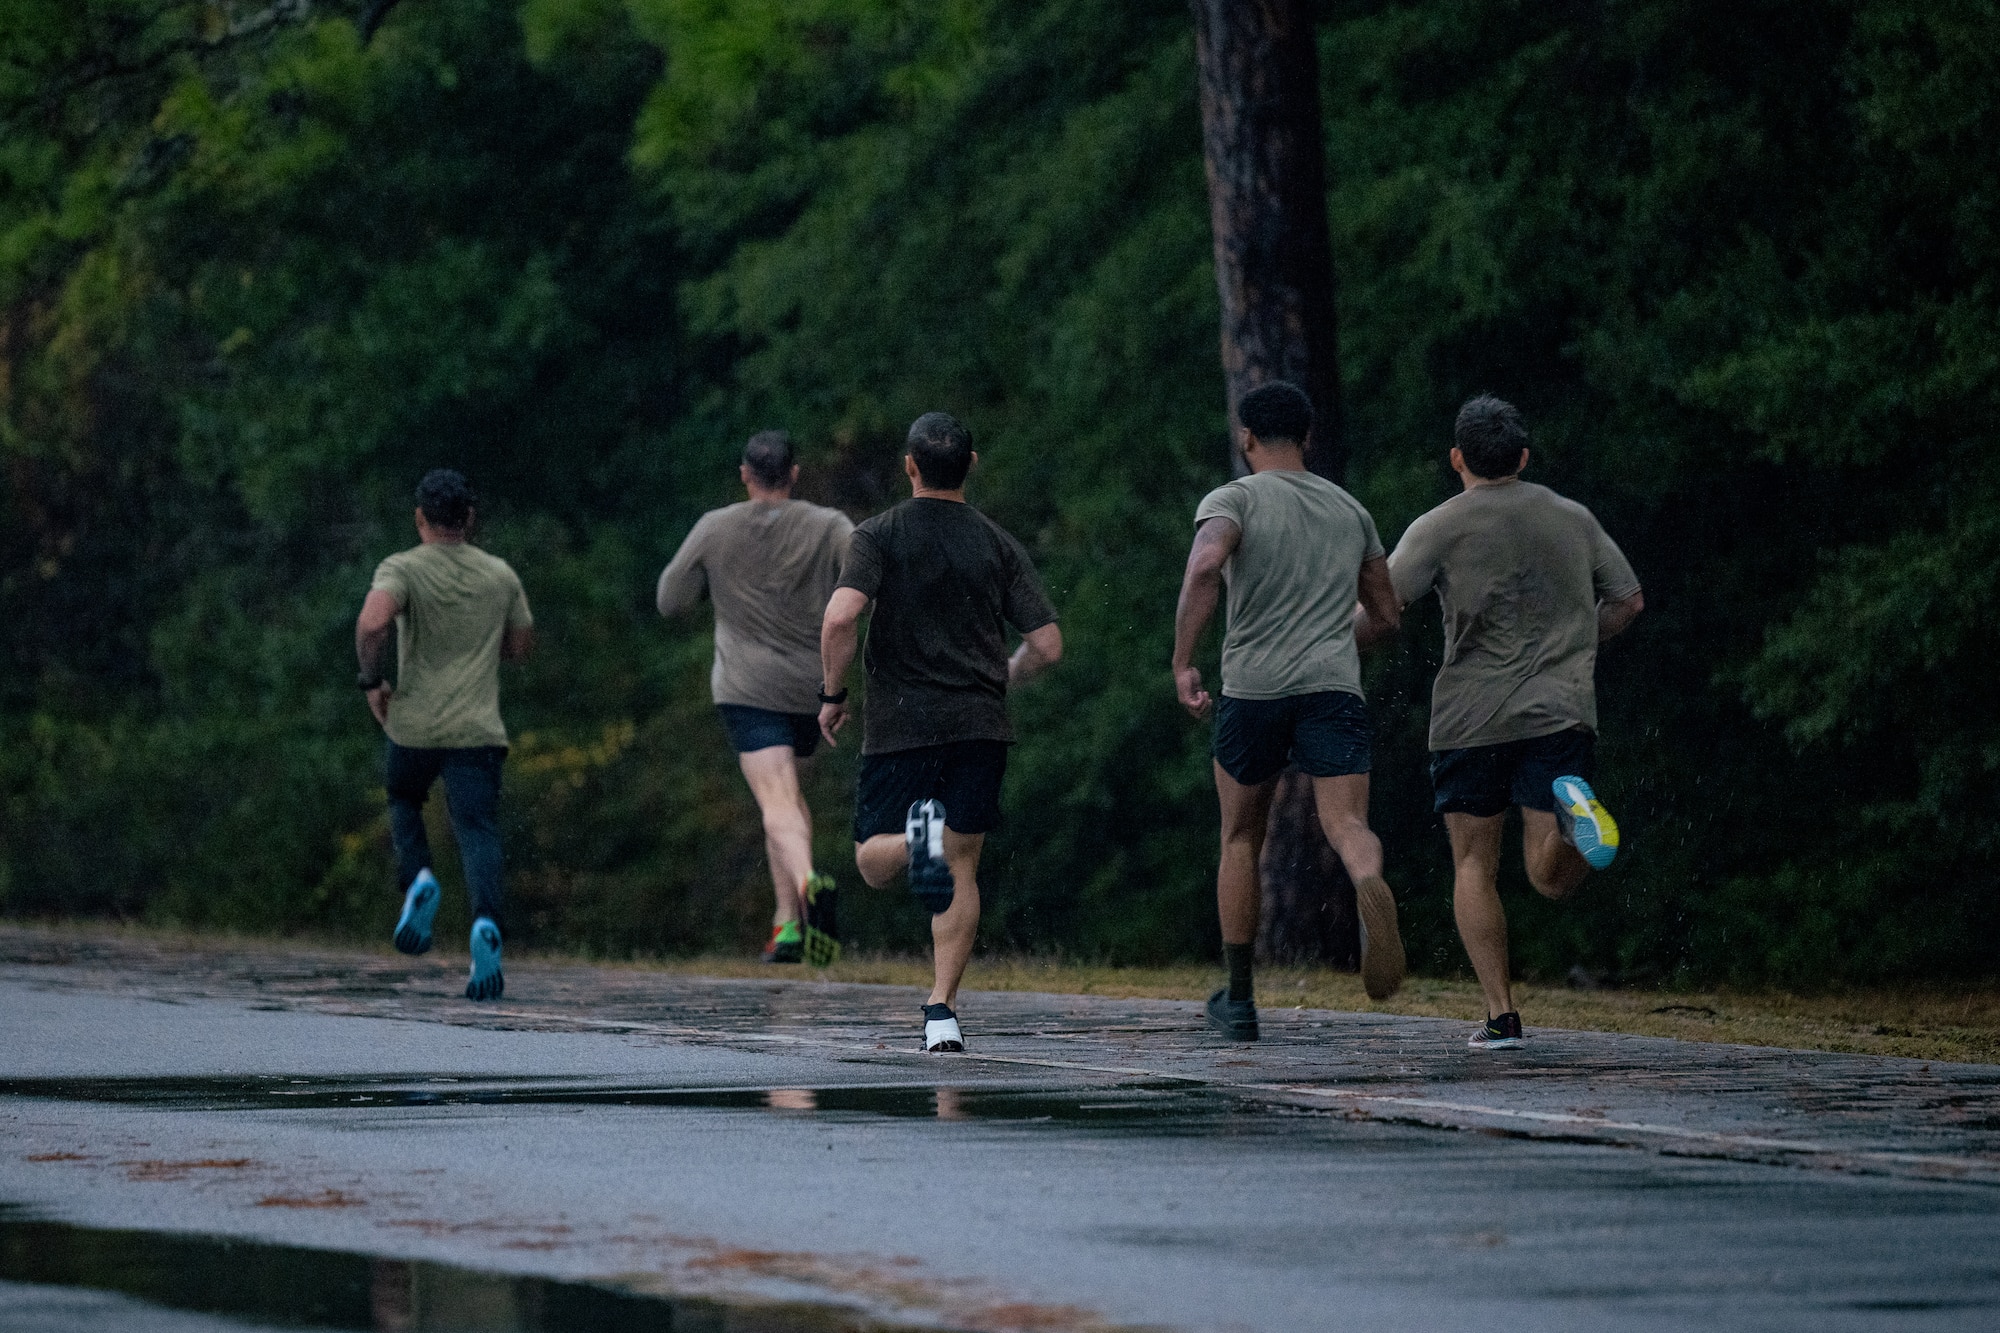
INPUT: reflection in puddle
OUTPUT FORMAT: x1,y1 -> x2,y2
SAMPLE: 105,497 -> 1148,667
0,1075 -> 1253,1130
0,1208 -> 922,1331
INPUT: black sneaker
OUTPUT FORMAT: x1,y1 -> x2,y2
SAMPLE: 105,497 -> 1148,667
801,872 -> 840,966
1205,987 -> 1258,1042
922,1002 -> 964,1052
905,799 -> 954,915
1468,1011 -> 1523,1051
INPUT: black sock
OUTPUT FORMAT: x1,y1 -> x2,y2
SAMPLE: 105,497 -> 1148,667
1224,943 -> 1255,1003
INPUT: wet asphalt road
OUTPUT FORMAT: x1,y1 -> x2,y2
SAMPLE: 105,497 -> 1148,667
2,931 -> 1998,1332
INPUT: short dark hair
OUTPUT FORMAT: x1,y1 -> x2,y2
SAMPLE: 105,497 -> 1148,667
907,411 -> 973,489
1237,381 -> 1314,447
1454,395 -> 1528,478
415,468 -> 473,530
742,430 -> 796,488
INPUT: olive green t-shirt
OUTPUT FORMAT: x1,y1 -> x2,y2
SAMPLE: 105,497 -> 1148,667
656,499 -> 854,715
371,542 -> 533,750
1387,479 -> 1640,750
1193,469 -> 1385,701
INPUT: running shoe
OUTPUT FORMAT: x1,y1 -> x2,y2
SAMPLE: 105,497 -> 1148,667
465,918 -> 504,1002
1552,775 -> 1620,869
761,919 -> 803,965
1354,875 -> 1405,1001
922,1002 -> 964,1053
801,872 -> 841,967
393,868 -> 440,956
905,799 -> 954,915
1467,1011 -> 1523,1051
1204,987 -> 1259,1042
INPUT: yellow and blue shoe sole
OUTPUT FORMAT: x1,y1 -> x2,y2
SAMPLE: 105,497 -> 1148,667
1553,775 -> 1620,869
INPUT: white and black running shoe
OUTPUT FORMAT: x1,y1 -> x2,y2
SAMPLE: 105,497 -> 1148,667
922,1002 -> 964,1053
1468,1011 -> 1523,1051
905,799 -> 954,914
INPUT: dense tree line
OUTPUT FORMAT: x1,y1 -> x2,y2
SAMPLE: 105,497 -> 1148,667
4,0 -> 1996,984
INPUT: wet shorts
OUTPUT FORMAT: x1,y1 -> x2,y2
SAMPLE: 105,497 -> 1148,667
1212,691 -> 1373,787
1430,727 -> 1595,817
717,704 -> 821,758
853,739 -> 1008,842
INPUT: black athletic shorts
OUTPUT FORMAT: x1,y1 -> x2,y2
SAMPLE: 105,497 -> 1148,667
1430,726 -> 1595,817
853,739 -> 1008,842
717,704 -> 821,758
1213,690 -> 1373,787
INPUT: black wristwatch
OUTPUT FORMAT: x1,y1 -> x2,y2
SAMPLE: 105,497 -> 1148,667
358,671 -> 386,692
817,685 -> 849,705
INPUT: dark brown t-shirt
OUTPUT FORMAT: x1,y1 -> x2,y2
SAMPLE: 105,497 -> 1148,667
838,498 -> 1057,755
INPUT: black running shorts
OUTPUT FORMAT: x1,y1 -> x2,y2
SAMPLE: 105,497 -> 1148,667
1430,726 -> 1595,817
717,704 -> 821,758
1212,690 -> 1373,787
852,739 -> 1008,842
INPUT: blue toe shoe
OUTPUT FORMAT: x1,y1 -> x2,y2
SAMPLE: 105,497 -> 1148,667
465,918 -> 504,1001
393,869 -> 440,956
1552,776 -> 1621,870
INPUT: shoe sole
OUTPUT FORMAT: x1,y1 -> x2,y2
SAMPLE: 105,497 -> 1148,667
801,927 -> 841,967
801,877 -> 841,966
465,923 -> 504,1002
393,877 -> 438,957
1554,776 -> 1619,869
1355,877 -> 1405,1001
1468,1036 -> 1522,1051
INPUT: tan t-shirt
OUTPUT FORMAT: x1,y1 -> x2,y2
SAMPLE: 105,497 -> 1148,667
657,499 -> 854,714
371,542 -> 533,750
1193,469 -> 1385,701
1388,479 -> 1640,750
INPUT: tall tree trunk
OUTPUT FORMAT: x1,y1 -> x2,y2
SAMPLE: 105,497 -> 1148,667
1190,0 -> 1358,968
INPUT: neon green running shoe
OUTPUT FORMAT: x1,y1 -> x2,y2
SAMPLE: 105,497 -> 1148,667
761,919 -> 803,965
802,872 -> 841,967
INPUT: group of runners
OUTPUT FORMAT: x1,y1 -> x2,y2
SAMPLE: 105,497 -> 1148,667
354,386 -> 1640,1054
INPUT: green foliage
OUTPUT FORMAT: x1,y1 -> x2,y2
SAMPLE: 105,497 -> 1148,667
5,0 -> 1999,983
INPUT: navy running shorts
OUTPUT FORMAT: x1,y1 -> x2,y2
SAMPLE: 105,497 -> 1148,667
852,739 -> 1008,842
1430,726 -> 1595,817
1212,690 -> 1373,787
717,704 -> 821,758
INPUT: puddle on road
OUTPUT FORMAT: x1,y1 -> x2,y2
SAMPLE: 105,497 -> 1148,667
0,1207 -> 933,1331
0,1074 -> 1278,1131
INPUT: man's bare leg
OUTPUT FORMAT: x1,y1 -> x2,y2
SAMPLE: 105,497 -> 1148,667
855,833 -> 906,888
1212,761 -> 1277,948
738,746 -> 814,924
927,830 -> 983,1008
1445,811 -> 1512,1018
1521,808 -> 1590,901
852,827 -> 983,1008
1312,773 -> 1403,998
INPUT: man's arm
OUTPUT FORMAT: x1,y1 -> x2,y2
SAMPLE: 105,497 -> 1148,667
1008,622 -> 1063,687
1599,589 -> 1644,642
1171,517 -> 1240,719
655,522 -> 709,619
1353,555 -> 1402,650
355,589 -> 402,727
818,586 -> 870,745
502,625 -> 537,661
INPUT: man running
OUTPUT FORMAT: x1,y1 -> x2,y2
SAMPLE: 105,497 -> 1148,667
818,411 -> 1061,1053
1379,395 -> 1643,1050
658,430 -> 854,965
1173,381 -> 1407,1042
355,469 -> 534,1001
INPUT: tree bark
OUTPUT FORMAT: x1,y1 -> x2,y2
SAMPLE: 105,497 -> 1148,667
1190,0 -> 1344,482
1190,0 -> 1358,969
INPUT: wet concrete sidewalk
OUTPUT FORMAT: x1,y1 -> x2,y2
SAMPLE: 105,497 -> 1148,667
4,927 -> 2000,1332
5,927 -> 1997,1184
